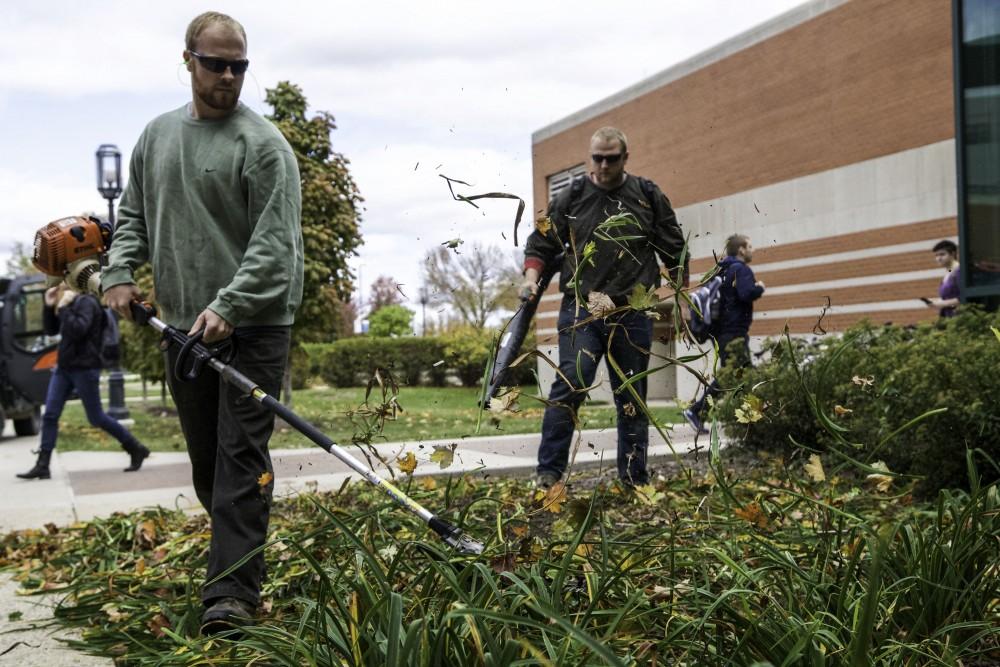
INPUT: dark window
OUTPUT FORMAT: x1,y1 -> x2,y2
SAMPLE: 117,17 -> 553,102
958,0 -> 1000,290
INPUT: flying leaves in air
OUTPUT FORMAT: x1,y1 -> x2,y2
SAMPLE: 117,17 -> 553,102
587,291 -> 616,318
257,471 -> 274,489
438,174 -> 527,244
489,387 -> 521,414
430,444 -> 457,469
441,238 -> 464,252
397,451 -> 418,475
735,395 -> 765,424
535,216 -> 553,236
627,283 -> 660,315
804,454 -> 826,483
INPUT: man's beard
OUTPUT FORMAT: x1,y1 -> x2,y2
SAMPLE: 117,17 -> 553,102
198,86 -> 240,112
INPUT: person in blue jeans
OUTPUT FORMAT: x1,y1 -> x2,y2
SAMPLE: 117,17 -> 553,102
16,285 -> 148,480
684,234 -> 765,435
521,127 -> 688,488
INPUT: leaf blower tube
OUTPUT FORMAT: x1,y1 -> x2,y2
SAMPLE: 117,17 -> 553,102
29,215 -> 483,556
484,253 -> 563,408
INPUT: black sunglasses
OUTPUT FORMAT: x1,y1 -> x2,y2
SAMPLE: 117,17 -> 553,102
189,50 -> 250,76
591,153 -> 623,164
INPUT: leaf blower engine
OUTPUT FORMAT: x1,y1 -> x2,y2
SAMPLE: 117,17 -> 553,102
31,216 -> 113,296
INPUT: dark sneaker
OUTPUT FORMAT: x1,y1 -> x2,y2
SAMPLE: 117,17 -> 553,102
124,444 -> 150,472
683,409 -> 709,436
534,472 -> 560,490
201,597 -> 256,635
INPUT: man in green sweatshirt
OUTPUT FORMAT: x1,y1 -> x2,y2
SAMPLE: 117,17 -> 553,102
103,11 -> 304,634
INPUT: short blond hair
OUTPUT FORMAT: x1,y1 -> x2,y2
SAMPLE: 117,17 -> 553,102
185,12 -> 247,51
725,234 -> 750,257
591,126 -> 628,153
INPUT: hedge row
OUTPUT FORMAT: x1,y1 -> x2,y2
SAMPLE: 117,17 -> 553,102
713,308 -> 1000,496
294,327 -> 537,389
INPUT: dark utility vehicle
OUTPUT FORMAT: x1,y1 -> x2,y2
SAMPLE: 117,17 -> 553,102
0,275 -> 57,436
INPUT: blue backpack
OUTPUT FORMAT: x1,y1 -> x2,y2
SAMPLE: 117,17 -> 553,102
688,269 -> 725,344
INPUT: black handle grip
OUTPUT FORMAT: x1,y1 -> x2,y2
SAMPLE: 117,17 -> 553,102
129,301 -> 157,325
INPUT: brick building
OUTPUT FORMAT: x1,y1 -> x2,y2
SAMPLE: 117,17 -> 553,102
529,0 -> 979,404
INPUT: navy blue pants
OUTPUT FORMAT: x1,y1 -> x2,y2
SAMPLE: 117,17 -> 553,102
164,326 -> 289,607
536,296 -> 653,485
689,333 -> 750,419
40,366 -> 140,453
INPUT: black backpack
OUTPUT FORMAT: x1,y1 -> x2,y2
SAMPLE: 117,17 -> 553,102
100,307 -> 121,368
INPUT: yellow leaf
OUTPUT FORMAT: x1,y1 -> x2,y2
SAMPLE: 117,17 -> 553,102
397,452 -> 417,475
542,482 -> 567,514
735,394 -> 765,424
804,454 -> 826,483
429,444 -> 457,469
534,216 -> 552,235
833,405 -> 853,417
489,387 -> 521,414
135,520 -> 156,548
135,557 -> 146,576
257,471 -> 274,488
420,477 -> 437,491
510,524 -> 528,538
851,375 -> 875,387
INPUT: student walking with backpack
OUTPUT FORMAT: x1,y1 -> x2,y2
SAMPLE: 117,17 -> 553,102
684,234 -> 765,435
16,285 -> 149,480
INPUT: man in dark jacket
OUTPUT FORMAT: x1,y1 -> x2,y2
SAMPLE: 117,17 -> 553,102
683,234 -> 765,434
16,285 -> 148,480
521,126 -> 687,488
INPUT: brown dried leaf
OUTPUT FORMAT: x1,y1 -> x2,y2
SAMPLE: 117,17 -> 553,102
733,501 -> 769,529
534,215 -> 553,236
135,557 -> 146,576
147,612 -> 172,638
586,291 -> 616,318
542,482 -> 568,514
833,405 -> 853,417
420,476 -> 437,491
257,471 -> 274,488
804,454 -> 826,483
135,520 -> 156,548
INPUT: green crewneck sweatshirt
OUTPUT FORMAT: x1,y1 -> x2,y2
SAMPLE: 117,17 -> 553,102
102,103 -> 304,329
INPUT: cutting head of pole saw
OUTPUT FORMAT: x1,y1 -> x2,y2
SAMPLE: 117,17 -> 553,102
443,530 -> 485,556
31,216 -> 113,296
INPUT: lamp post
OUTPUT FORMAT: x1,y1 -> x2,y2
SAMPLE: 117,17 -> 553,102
96,144 -> 129,421
418,287 -> 430,336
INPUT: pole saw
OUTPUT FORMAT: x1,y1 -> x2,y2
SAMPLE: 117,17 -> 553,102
30,216 -> 484,556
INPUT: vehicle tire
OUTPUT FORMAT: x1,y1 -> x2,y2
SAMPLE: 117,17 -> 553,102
14,407 -> 41,436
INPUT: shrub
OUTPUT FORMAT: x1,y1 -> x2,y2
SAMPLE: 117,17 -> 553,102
716,308 -> 1000,495
314,337 -> 445,387
368,305 -> 414,337
439,326 -> 493,387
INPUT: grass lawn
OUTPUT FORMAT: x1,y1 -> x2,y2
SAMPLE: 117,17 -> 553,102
54,384 -> 684,452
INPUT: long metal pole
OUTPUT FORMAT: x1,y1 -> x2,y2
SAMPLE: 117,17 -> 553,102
138,309 -> 483,555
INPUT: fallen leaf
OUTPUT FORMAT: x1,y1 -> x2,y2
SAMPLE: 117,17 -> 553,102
833,405 -> 853,417
430,444 -> 457,469
420,476 -> 437,491
542,482 -> 568,514
509,524 -> 528,538
804,454 -> 826,483
622,402 -> 637,418
101,603 -> 125,623
257,471 -> 274,488
397,452 -> 417,475
733,501 -> 769,529
866,461 -> 894,493
135,520 -> 156,548
147,613 -> 172,638
135,557 -> 146,576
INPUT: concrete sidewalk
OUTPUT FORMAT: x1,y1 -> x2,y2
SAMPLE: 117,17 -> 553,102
2,422 -> 702,533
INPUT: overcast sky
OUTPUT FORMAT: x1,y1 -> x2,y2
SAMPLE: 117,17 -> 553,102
0,0 -> 804,328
